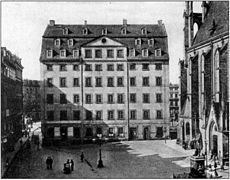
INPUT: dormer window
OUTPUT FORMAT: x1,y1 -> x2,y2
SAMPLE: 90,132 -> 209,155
63,28 -> 68,35
129,49 -> 136,57
102,28 -> 107,35
141,28 -> 147,35
82,28 -> 88,35
155,48 -> 162,57
135,38 -> 141,45
121,28 -> 127,35
142,49 -> 148,57
60,49 -> 66,58
54,39 -> 60,46
47,50 -> 53,58
148,38 -> 154,46
73,49 -> 79,58
68,39 -> 74,46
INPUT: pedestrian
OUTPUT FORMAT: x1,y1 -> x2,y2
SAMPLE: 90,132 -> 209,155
50,157 -> 53,169
70,159 -> 74,171
46,156 -> 50,169
69,160 -> 73,171
80,152 -> 84,162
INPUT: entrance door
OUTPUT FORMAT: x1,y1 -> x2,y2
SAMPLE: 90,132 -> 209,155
129,128 -> 137,140
143,127 -> 149,140
213,135 -> 218,155
156,127 -> 163,138
60,127 -> 67,140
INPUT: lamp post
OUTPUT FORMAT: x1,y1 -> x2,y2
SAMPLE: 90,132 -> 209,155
95,134 -> 104,168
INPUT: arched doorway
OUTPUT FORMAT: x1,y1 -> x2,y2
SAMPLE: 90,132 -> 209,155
143,127 -> 149,140
209,121 -> 218,155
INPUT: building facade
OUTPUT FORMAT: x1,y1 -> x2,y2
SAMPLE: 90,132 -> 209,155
178,1 -> 229,166
1,47 -> 23,152
40,19 -> 170,145
23,79 -> 41,122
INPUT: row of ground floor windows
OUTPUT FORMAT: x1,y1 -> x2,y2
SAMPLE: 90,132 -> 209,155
47,109 -> 163,121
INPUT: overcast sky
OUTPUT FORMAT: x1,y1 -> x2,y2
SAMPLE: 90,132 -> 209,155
2,1 -> 202,83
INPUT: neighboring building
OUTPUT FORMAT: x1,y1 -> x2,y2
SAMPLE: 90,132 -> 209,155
23,79 -> 41,122
178,1 -> 229,166
169,83 -> 179,139
40,19 -> 170,145
1,47 -> 23,152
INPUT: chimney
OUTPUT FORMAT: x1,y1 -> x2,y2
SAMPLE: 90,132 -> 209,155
84,20 -> 87,25
158,20 -> 163,26
123,19 -> 127,26
49,20 -> 55,26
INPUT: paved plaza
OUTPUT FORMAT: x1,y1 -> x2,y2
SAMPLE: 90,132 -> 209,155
4,138 -> 195,179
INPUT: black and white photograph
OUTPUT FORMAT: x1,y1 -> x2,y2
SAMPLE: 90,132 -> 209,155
1,1 -> 229,178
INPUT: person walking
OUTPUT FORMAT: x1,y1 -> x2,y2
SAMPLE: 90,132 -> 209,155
80,152 -> 84,162
46,157 -> 50,169
70,159 -> 74,171
50,157 -> 53,169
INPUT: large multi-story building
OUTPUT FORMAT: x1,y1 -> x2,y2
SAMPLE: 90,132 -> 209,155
40,19 -> 170,145
178,1 -> 229,166
1,47 -> 23,152
23,79 -> 41,122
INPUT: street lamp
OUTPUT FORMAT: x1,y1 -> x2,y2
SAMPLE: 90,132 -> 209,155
93,133 -> 104,168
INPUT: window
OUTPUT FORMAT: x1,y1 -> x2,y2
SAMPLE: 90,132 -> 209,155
107,64 -> 114,71
73,78 -> 79,87
135,38 -> 141,45
60,64 -> 67,71
73,110 -> 80,120
156,110 -> 162,119
82,28 -> 88,35
47,94 -> 54,104
118,127 -> 124,136
108,94 -> 114,104
129,63 -> 136,70
60,94 -> 67,104
121,28 -> 127,35
60,50 -> 66,58
63,28 -> 68,35
118,110 -> 124,120
143,94 -> 150,103
130,93 -> 136,103
73,94 -> 80,103
142,63 -> 149,71
68,39 -> 74,46
175,94 -> 178,98
130,110 -> 136,120
117,64 -> 124,71
74,127 -> 80,137
143,77 -> 149,86
73,50 -> 79,58
129,49 -> 135,57
107,77 -> 114,87
102,28 -> 107,35
85,94 -> 92,104
143,110 -> 150,120
95,77 -> 102,87
73,64 -> 79,71
47,64 -> 53,71
142,49 -> 148,57
130,77 -> 136,86
156,93 -> 162,103
108,110 -> 114,120
60,77 -> 66,87
141,28 -> 147,35
117,94 -> 124,104
95,64 -> 102,71
86,110 -> 92,120
117,77 -> 124,87
148,38 -> 154,46
96,111 -> 102,120
47,50 -> 53,58
107,49 -> 114,58
170,101 -> 174,106
155,49 -> 162,57
47,78 -> 53,87
85,77 -> 92,87
85,49 -> 92,58
155,63 -> 162,70
96,94 -> 102,104
117,49 -> 124,58
60,111 -> 67,120
47,111 -> 54,121
95,49 -> 102,58
85,64 -> 92,71
96,127 -> 102,135
156,77 -> 162,86
55,39 -> 60,46
175,101 -> 178,106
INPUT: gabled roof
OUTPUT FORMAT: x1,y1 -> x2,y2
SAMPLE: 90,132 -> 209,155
43,24 -> 167,38
193,1 -> 229,45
